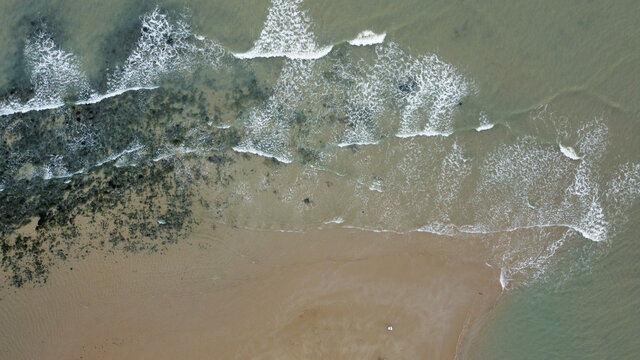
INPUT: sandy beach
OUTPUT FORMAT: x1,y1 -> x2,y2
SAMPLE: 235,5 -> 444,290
0,222 -> 501,359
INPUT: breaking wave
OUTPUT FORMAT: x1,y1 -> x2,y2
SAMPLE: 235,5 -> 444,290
348,30 -> 386,46
475,112 -> 494,131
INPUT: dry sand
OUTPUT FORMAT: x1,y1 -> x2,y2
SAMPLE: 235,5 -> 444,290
0,223 -> 501,359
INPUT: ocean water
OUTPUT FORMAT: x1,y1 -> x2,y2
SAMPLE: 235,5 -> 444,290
0,0 -> 638,358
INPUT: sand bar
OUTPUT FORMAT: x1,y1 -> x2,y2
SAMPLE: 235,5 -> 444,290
0,223 -> 501,359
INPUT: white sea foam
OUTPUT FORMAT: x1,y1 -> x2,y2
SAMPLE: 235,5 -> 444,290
323,217 -> 344,224
233,0 -> 332,60
436,142 -> 471,218
421,224 -> 577,289
42,155 -> 78,180
396,54 -> 469,137
107,8 -> 225,92
348,30 -> 386,46
475,111 -> 494,131
234,46 -> 333,60
337,140 -> 379,147
607,163 -> 640,202
21,141 -> 147,183
232,146 -> 294,164
559,144 -> 581,160
499,268 -> 509,290
26,155 -> 87,181
563,120 -> 609,242
329,42 -> 469,145
381,44 -> 470,138
95,143 -> 145,167
335,53 -> 388,146
0,33 -> 93,116
575,118 -> 608,159
475,123 -> 494,131
470,116 -> 611,243
0,99 -> 60,116
324,42 -> 471,144
416,222 -> 457,236
76,86 -> 158,105
234,59 -> 316,164
153,145 -> 200,162
1,8 -> 225,116
493,228 -> 572,290
368,178 -> 384,192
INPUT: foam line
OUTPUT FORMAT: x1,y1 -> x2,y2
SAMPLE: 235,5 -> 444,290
234,45 -> 333,60
476,123 -> 494,131
337,140 -> 379,147
1,87 -> 159,116
95,144 -> 145,167
232,145 -> 293,164
348,30 -> 386,46
0,102 -> 63,116
396,129 -> 454,138
76,86 -> 159,105
323,217 -> 344,224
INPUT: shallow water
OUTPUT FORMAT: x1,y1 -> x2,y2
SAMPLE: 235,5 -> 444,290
0,0 -> 638,358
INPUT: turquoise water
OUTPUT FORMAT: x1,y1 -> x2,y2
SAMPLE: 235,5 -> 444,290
0,0 -> 639,358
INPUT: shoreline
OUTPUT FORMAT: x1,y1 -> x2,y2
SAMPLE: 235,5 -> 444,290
0,223 -> 502,359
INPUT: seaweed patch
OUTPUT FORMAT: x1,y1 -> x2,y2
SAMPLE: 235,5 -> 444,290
0,72 -> 268,286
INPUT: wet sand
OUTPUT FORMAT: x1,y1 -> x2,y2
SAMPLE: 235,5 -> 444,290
0,223 -> 501,359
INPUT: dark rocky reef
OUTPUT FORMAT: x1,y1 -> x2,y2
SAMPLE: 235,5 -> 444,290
0,73 -> 254,287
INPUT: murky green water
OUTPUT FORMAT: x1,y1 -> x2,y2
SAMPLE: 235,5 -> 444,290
465,213 -> 640,359
0,0 -> 638,358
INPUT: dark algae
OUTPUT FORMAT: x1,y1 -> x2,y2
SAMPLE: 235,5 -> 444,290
0,71 -> 272,287
0,29 -> 401,287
